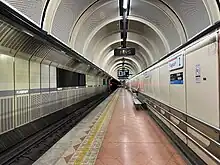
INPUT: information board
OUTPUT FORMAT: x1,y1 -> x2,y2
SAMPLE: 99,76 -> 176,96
168,54 -> 184,71
114,47 -> 135,56
170,72 -> 183,84
117,69 -> 129,78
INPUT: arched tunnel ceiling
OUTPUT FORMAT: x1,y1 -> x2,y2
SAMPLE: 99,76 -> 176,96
3,0 -> 220,77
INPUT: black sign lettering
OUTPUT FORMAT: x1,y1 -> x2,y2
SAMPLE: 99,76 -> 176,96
114,48 -> 135,56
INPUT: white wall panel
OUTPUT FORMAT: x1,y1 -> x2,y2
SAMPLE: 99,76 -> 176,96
169,68 -> 186,112
0,54 -> 13,90
148,71 -> 153,97
15,58 -> 29,90
41,64 -> 49,89
129,31 -> 220,165
159,64 -> 169,104
30,61 -> 40,89
152,68 -> 160,100
50,66 -> 57,88
185,42 -> 219,127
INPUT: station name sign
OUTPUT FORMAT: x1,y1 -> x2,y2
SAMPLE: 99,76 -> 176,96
114,47 -> 135,56
168,54 -> 184,71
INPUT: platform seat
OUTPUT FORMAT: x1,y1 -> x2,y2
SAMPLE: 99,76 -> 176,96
133,96 -> 142,110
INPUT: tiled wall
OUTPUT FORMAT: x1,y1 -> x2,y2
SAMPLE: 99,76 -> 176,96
86,75 -> 104,86
0,54 -> 107,134
30,61 -> 41,89
0,54 -> 14,91
41,64 -> 50,90
15,58 -> 29,90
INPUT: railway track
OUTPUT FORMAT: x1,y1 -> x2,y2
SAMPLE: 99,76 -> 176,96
0,93 -> 110,165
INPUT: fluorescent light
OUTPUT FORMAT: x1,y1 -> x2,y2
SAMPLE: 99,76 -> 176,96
0,54 -> 9,59
123,0 -> 128,9
22,30 -> 34,37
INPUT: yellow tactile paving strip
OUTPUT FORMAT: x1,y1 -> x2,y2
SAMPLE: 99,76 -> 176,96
68,90 -> 119,165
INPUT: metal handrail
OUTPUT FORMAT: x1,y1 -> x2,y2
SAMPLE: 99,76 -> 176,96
146,99 -> 220,147
146,102 -> 220,164
140,91 -> 220,134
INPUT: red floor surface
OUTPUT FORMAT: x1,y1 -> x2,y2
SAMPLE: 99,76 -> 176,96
95,89 -> 188,165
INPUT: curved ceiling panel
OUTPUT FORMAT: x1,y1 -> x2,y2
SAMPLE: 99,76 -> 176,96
2,0 -> 220,79
91,36 -> 153,67
108,58 -> 142,73
88,32 -> 158,65
108,60 -> 139,77
97,43 -> 148,68
95,42 -> 149,72
83,20 -> 167,62
111,65 -> 135,78
2,0 -> 46,25
158,0 -> 214,38
130,0 -> 183,50
51,0 -> 96,44
71,0 -> 119,52
106,54 -> 146,71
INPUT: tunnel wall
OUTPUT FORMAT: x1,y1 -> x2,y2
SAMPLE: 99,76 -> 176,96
128,31 -> 220,165
0,53 -> 107,135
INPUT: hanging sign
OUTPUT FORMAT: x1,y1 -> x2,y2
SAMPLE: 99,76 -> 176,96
117,69 -> 129,78
114,47 -> 135,56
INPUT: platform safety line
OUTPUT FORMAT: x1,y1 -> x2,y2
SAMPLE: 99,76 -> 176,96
72,92 -> 119,165
69,90 -> 119,165
89,92 -> 120,165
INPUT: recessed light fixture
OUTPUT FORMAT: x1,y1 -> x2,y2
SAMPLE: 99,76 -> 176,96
123,0 -> 128,9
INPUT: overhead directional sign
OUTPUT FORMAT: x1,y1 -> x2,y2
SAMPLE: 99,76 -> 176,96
114,47 -> 135,56
117,69 -> 129,79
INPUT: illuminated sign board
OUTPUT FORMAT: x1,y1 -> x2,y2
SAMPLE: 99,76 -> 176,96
117,69 -> 129,79
114,47 -> 135,56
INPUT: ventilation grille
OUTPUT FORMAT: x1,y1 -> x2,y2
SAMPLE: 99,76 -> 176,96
50,92 -> 57,102
45,49 -> 71,65
30,94 -> 41,108
49,92 -> 57,113
0,97 -> 13,133
19,38 -> 42,55
66,58 -> 76,67
15,95 -> 29,127
41,93 -> 49,104
1,29 -> 26,49
30,94 -> 41,120
0,21 -> 13,42
41,93 -> 50,116
33,45 -> 51,58
0,87 -> 105,134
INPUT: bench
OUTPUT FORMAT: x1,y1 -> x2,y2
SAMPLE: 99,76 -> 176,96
133,95 -> 142,110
